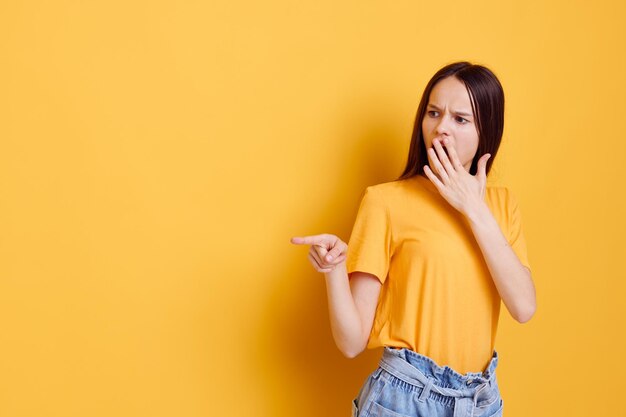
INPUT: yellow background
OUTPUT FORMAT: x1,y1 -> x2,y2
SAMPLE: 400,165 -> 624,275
1,1 -> 624,416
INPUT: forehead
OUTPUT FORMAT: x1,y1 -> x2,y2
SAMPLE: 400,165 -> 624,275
428,77 -> 472,110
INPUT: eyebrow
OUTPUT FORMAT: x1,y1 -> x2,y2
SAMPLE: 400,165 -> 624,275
427,104 -> 473,117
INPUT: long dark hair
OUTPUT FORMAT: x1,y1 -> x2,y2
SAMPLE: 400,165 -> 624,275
397,61 -> 505,180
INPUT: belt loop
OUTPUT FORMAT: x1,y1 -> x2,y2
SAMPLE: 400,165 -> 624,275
417,378 -> 433,402
471,381 -> 489,415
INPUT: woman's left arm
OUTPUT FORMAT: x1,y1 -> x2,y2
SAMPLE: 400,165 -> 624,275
464,203 -> 536,323
424,137 -> 536,323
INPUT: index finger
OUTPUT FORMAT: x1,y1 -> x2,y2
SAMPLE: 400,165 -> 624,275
290,235 -> 327,246
442,138 -> 464,170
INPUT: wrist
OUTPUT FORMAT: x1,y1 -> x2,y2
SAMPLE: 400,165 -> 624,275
465,200 -> 492,226
325,261 -> 347,278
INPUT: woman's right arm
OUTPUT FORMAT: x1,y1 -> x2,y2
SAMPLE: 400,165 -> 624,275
324,265 -> 382,358
291,234 -> 382,358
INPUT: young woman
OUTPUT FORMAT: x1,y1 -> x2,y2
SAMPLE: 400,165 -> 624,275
291,61 -> 535,417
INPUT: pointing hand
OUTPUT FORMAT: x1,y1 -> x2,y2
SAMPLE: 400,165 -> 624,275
291,233 -> 348,273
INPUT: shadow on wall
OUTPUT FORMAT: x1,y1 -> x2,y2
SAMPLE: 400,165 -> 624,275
250,93 -> 402,416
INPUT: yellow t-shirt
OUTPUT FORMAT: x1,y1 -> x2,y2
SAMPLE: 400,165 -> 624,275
345,174 -> 532,374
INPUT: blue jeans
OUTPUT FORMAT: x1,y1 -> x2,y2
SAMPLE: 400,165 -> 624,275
352,347 -> 503,417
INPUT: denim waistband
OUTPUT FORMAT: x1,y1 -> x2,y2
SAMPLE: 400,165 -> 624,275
378,347 -> 500,417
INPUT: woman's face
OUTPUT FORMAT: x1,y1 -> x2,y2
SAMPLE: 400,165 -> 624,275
421,76 -> 479,174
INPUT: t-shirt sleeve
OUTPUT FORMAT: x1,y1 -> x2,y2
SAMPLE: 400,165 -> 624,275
506,188 -> 532,273
345,186 -> 392,284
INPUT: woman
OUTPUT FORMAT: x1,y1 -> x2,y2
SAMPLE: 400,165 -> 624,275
291,61 -> 535,417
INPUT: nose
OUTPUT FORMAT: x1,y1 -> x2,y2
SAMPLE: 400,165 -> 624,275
434,116 -> 452,136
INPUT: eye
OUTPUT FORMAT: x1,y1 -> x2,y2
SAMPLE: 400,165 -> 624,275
456,116 -> 469,124
427,110 -> 438,117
